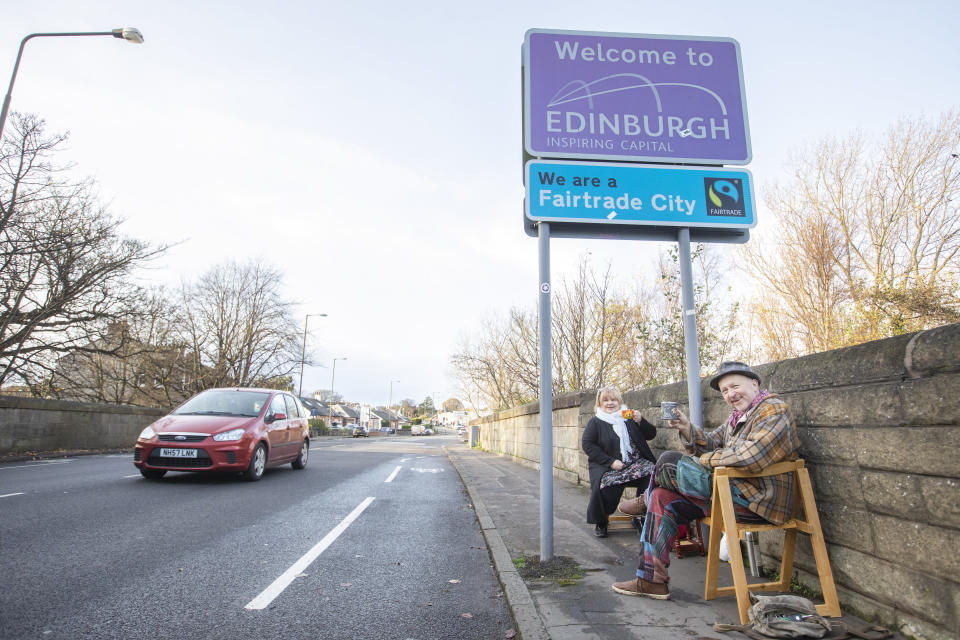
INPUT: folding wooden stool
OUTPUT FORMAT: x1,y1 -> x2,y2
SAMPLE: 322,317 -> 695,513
702,460 -> 842,624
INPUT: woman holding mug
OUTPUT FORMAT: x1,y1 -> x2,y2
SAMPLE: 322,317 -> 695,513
581,386 -> 658,537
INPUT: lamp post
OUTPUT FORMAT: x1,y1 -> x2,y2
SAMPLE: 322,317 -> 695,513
1,28 -> 144,143
329,357 -> 347,425
389,379 -> 399,433
298,313 -> 327,396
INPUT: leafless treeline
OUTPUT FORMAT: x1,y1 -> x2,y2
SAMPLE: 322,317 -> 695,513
451,247 -> 739,411
453,107 -> 960,411
0,113 -> 303,406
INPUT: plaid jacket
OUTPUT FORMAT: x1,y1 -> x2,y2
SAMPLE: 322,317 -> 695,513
683,393 -> 800,524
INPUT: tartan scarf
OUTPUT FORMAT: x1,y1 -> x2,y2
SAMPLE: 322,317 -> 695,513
726,389 -> 770,431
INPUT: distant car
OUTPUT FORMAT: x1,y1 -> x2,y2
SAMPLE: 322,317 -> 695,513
352,426 -> 369,438
133,388 -> 310,482
424,428 -> 434,435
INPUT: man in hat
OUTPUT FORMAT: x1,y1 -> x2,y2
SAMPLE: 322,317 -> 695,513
611,361 -> 800,599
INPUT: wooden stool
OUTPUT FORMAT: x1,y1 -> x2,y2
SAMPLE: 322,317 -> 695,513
607,513 -> 642,532
702,460 -> 841,624
675,520 -> 706,558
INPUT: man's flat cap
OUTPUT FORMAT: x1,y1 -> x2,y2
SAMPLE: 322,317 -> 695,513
710,361 -> 760,391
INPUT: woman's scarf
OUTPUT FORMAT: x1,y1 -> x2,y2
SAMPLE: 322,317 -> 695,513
726,389 -> 771,430
595,407 -> 631,461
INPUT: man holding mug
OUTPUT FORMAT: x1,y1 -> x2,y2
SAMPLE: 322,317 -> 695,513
612,361 -> 801,599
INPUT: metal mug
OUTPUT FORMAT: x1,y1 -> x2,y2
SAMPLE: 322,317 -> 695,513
660,401 -> 679,420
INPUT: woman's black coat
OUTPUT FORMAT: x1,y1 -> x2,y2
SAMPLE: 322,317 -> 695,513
581,415 -> 658,496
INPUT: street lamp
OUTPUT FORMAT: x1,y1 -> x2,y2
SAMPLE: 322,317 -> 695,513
329,357 -> 347,424
298,313 -> 327,396
389,380 -> 400,432
1,28 -> 144,143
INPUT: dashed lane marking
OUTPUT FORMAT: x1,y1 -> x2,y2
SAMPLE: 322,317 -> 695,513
244,496 -> 375,611
384,466 -> 402,483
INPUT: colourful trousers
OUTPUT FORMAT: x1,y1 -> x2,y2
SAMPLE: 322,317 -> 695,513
637,451 -> 754,583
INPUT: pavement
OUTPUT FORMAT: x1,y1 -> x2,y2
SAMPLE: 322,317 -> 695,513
445,441 -> 899,640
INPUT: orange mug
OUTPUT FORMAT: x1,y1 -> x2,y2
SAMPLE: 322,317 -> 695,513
621,409 -> 634,420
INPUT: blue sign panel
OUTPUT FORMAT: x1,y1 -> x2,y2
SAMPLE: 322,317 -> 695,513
525,160 -> 755,229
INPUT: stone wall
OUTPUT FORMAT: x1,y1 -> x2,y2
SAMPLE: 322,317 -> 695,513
0,396 -> 166,454
472,323 -> 960,640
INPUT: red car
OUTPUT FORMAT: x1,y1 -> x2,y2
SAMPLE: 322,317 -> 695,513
133,388 -> 310,481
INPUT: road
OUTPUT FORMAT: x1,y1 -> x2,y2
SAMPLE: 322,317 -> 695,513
0,434 -> 513,640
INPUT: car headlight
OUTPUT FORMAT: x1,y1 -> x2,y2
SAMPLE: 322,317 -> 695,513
138,425 -> 156,440
213,428 -> 245,442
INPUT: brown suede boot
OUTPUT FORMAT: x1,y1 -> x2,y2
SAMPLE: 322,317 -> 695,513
611,577 -> 669,599
617,495 -> 646,517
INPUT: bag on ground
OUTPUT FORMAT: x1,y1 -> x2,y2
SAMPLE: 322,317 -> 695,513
715,593 -> 833,639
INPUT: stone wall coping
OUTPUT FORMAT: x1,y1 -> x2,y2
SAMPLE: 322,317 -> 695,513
0,395 -> 168,417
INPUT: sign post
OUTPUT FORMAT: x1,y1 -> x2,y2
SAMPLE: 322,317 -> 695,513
522,28 -> 752,560
538,222 -> 554,559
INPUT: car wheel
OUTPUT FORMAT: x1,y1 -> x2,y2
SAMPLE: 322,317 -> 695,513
140,468 -> 167,480
243,443 -> 267,481
292,439 -> 309,470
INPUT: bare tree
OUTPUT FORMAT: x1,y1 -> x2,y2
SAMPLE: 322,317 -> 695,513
51,287 -> 194,407
0,113 -> 166,391
450,314 -> 539,411
451,253 -> 737,410
745,108 -> 960,357
636,244 -> 741,384
552,257 -> 637,391
442,397 -> 464,411
176,260 -> 302,391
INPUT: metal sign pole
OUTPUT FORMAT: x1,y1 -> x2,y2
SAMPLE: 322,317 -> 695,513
677,228 -> 704,430
538,221 -> 554,561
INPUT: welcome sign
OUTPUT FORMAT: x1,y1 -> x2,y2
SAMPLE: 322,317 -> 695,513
523,29 -> 751,164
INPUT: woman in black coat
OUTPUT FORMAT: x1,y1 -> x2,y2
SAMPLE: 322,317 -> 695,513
582,387 -> 657,537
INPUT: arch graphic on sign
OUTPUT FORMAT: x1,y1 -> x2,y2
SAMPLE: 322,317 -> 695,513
548,73 -> 727,115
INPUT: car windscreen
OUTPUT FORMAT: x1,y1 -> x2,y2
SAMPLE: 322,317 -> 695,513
172,390 -> 271,417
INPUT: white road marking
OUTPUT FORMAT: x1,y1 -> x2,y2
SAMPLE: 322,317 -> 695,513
384,466 -> 402,483
1,492 -> 25,498
244,496 -> 375,610
123,474 -> 141,478
0,460 -> 74,470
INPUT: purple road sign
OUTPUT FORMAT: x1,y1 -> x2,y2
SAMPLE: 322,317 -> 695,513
523,29 -> 751,164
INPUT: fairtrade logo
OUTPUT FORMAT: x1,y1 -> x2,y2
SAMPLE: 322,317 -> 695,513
704,178 -> 745,217
707,180 -> 739,206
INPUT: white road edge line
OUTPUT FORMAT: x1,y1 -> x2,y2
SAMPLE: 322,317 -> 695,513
244,496 -> 375,611
384,465 -> 402,483
1,492 -> 25,498
124,474 -> 141,478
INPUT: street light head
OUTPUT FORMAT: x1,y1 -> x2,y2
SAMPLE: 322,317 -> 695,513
113,27 -> 144,44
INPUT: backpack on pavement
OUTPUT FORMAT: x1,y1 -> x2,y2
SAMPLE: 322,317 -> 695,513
714,592 -> 832,639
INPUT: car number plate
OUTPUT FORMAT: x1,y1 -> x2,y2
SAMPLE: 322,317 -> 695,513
160,448 -> 198,458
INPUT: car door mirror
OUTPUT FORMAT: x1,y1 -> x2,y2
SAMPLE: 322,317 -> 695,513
274,412 -> 287,421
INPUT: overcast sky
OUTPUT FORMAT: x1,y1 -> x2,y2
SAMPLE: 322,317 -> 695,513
4,1 -> 957,407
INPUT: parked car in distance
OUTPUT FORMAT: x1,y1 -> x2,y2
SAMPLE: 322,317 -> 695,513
424,428 -> 434,435
352,426 -> 369,438
133,387 -> 310,482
